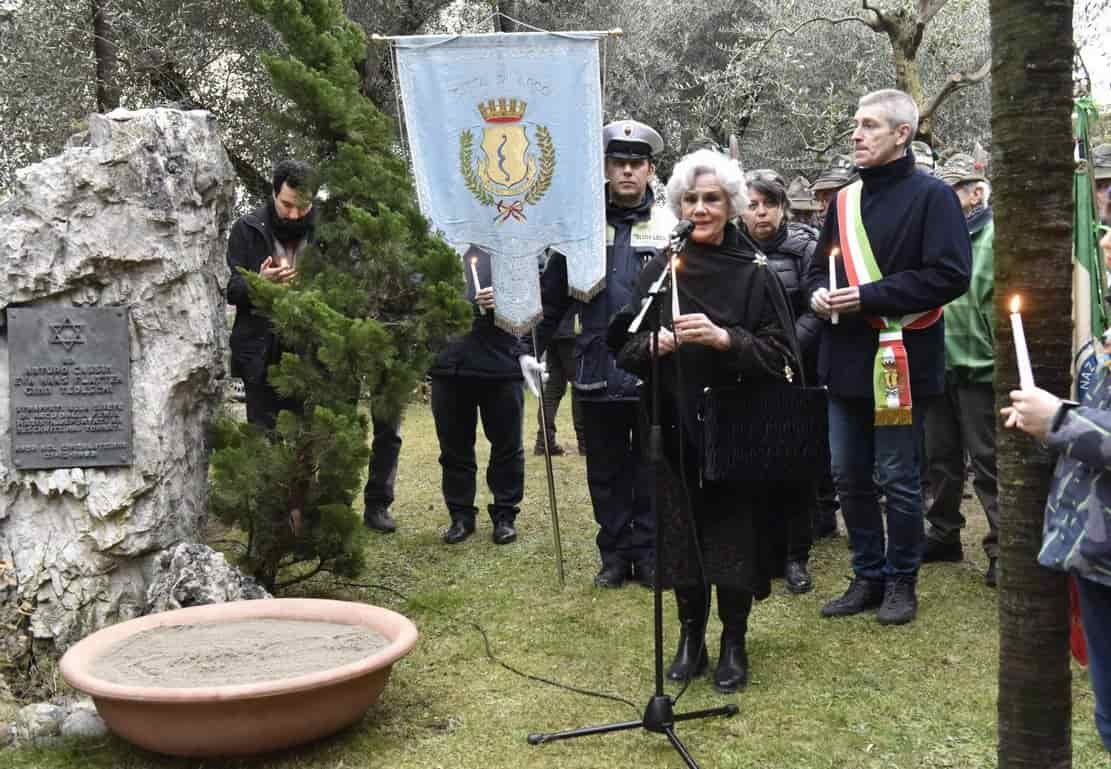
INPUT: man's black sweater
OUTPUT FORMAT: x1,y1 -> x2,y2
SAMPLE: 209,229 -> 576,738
805,149 -> 972,399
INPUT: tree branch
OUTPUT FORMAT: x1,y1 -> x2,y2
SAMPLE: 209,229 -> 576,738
861,0 -> 889,30
802,126 -> 856,155
751,13 -> 879,59
921,56 -> 992,121
918,0 -> 949,26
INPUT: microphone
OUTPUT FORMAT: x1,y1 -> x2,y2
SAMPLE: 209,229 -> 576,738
672,219 -> 694,239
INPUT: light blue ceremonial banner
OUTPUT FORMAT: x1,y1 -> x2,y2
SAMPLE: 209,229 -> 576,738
395,32 -> 606,334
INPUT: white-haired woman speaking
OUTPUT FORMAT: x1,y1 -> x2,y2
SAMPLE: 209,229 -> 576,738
609,149 -> 798,693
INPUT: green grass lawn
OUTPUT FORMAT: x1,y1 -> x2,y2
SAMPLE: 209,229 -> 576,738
8,393 -> 1108,768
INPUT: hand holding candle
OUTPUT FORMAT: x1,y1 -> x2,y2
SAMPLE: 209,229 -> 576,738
829,247 -> 840,325
470,256 -> 486,315
1009,295 -> 1034,389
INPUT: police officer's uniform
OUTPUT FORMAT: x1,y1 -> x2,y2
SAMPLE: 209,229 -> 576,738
533,120 -> 676,587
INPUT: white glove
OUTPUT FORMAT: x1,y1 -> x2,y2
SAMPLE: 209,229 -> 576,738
518,355 -> 548,397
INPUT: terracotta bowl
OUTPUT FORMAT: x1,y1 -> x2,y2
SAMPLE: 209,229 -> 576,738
59,598 -> 418,757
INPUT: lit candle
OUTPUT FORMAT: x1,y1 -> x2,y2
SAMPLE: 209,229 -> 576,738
470,256 -> 485,316
1009,295 -> 1034,389
829,247 -> 839,325
671,256 -> 681,322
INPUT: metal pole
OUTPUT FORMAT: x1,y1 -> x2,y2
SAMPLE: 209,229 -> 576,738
531,328 -> 565,588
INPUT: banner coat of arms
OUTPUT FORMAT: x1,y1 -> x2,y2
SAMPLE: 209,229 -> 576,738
395,32 -> 606,334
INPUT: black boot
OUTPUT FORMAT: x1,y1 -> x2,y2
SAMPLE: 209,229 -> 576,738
666,587 -> 708,682
714,587 -> 752,693
714,630 -> 748,693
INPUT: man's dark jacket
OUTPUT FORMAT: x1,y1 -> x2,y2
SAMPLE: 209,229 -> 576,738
428,247 -> 525,379
226,205 -> 301,385
804,149 -> 972,399
533,187 -> 674,402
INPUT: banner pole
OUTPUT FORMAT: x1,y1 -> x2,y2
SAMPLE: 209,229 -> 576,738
531,328 -> 566,588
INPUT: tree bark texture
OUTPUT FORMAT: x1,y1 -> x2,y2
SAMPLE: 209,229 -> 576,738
91,0 -> 121,111
991,0 -> 1075,766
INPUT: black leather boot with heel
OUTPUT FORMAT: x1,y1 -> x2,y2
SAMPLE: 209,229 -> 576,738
714,588 -> 752,693
666,587 -> 708,682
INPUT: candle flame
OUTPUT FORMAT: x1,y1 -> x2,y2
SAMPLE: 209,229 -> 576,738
470,257 -> 478,266
674,258 -> 681,270
1010,295 -> 1021,314
830,247 -> 840,258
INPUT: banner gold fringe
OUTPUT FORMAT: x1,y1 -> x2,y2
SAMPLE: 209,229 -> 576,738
494,309 -> 543,337
568,277 -> 606,303
874,407 -> 913,427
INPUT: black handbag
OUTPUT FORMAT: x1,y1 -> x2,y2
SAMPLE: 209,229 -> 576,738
699,239 -> 830,483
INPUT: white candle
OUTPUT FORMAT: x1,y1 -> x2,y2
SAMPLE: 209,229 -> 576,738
671,256 -> 681,322
1009,295 -> 1034,389
829,247 -> 839,325
470,257 -> 485,315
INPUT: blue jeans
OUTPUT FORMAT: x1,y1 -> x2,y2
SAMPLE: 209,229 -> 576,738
1076,576 -> 1111,751
829,395 -> 927,579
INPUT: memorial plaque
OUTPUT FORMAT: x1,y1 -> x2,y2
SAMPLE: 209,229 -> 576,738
8,306 -> 132,470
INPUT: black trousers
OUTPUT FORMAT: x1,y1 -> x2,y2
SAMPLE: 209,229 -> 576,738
430,376 -> 524,524
363,411 -> 403,512
923,381 -> 1000,558
244,380 -> 301,430
536,338 -> 585,447
580,400 -> 654,565
780,482 -> 815,562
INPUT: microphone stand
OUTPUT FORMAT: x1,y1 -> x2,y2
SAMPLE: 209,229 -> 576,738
527,246 -> 737,769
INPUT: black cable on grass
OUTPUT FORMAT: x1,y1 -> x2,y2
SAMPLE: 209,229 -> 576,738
330,580 -> 641,715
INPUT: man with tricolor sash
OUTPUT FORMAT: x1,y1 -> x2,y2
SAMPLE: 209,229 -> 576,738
807,89 -> 971,626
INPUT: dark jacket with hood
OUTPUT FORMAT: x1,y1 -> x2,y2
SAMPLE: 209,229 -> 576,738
804,149 -> 972,399
533,186 -> 676,402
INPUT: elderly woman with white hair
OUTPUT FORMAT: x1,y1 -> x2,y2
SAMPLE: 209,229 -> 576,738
609,149 -> 798,694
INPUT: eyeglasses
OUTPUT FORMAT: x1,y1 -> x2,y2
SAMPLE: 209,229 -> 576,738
745,169 -> 786,188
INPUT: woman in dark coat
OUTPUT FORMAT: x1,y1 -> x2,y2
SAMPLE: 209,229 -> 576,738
609,149 -> 796,693
741,170 -> 829,593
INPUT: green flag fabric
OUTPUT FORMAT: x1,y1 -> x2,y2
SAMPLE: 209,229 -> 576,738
1072,96 -> 1107,400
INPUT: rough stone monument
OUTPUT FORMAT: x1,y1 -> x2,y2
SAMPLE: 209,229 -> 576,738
0,108 -> 237,656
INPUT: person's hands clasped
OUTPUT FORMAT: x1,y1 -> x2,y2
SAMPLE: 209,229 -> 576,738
475,286 -> 495,311
1001,387 -> 1063,441
673,313 -> 730,351
827,286 -> 861,314
260,256 -> 297,284
810,287 -> 832,320
649,327 -> 677,357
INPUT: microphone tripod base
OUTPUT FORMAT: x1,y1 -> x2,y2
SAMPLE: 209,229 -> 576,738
527,695 -> 738,769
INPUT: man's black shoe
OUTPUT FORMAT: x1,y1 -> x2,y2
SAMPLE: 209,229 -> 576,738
713,634 -> 748,693
784,559 -> 813,594
443,519 -> 475,545
633,560 -> 656,589
666,620 -> 708,682
922,538 -> 964,563
876,575 -> 918,625
985,557 -> 998,588
492,520 -> 517,545
593,561 -> 628,588
821,576 -> 885,618
363,506 -> 397,533
533,440 -> 566,456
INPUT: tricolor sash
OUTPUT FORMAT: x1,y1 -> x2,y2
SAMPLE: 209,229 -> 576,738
836,181 -> 942,426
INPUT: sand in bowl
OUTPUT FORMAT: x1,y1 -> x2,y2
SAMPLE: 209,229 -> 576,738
90,619 -> 390,688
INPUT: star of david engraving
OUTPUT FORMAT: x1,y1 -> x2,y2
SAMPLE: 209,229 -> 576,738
50,318 -> 86,352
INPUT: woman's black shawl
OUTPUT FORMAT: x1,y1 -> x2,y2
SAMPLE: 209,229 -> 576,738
607,223 -> 798,594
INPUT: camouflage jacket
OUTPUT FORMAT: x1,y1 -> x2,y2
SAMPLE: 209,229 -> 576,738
1038,362 -> 1111,586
